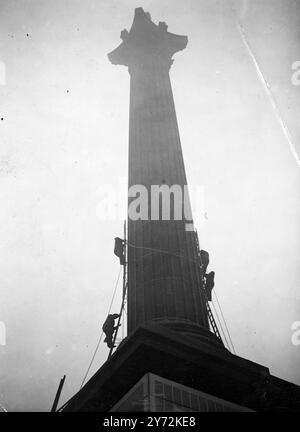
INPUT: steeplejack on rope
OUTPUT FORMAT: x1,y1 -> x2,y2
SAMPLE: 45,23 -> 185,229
194,230 -> 224,344
194,230 -> 236,353
102,313 -> 120,349
102,221 -> 128,359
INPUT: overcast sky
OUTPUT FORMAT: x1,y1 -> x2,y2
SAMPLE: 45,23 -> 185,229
0,0 -> 299,411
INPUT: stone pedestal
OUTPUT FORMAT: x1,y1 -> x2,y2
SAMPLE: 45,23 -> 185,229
62,324 -> 300,412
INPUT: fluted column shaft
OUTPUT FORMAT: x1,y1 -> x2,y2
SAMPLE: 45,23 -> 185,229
127,61 -> 209,333
108,8 -> 209,335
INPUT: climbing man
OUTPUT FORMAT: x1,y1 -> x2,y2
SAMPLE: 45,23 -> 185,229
200,249 -> 215,301
114,237 -> 125,265
200,249 -> 209,274
102,313 -> 120,349
204,271 -> 215,301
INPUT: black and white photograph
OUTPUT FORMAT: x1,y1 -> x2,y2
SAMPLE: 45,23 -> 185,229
0,0 -> 300,416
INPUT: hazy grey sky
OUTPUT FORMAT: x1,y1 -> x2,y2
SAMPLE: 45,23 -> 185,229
0,0 -> 299,411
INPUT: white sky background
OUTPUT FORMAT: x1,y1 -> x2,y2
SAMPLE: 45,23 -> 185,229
0,0 -> 299,411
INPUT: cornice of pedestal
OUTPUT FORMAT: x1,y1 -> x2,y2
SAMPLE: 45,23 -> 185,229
108,7 -> 188,71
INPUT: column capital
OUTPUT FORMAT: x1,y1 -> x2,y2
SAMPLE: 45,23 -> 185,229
108,7 -> 188,70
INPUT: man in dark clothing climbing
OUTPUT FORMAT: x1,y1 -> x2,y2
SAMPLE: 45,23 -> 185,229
204,271 -> 215,301
200,249 -> 215,301
200,249 -> 209,274
102,313 -> 120,349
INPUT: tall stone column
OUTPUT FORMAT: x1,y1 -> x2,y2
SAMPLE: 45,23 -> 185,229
108,8 -> 209,334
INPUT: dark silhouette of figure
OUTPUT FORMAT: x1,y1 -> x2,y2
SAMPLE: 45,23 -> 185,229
200,250 -> 215,301
102,313 -> 120,349
114,237 -> 125,265
200,249 -> 209,274
204,271 -> 215,301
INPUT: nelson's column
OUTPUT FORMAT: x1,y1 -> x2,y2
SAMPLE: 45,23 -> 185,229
61,8 -> 300,412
